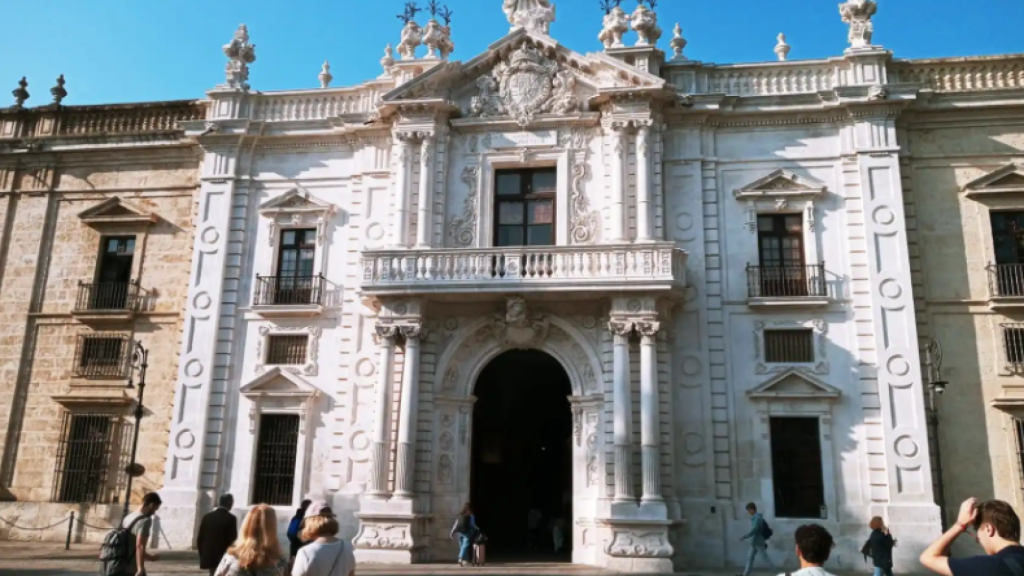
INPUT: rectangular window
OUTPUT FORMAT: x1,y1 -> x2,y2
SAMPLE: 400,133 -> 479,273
53,413 -> 116,503
75,335 -> 128,378
764,329 -> 814,363
1004,325 -> 1024,366
494,168 -> 556,247
251,414 -> 299,506
770,417 -> 825,518
757,214 -> 807,297
88,236 -> 136,310
277,229 -> 316,278
991,212 -> 1024,296
266,335 -> 308,365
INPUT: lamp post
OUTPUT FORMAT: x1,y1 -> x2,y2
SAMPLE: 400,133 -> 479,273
924,338 -> 949,528
121,341 -> 149,519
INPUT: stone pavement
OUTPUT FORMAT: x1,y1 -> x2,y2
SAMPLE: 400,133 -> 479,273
0,542 -> 918,575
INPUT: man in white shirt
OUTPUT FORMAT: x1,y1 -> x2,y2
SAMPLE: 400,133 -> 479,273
777,523 -> 838,576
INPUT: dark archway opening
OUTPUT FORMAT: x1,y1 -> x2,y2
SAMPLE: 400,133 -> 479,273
471,349 -> 573,562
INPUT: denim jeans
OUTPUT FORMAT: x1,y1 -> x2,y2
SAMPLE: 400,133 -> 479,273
458,533 -> 472,562
743,544 -> 773,576
873,567 -> 894,576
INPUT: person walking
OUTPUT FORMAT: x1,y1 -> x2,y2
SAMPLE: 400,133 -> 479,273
105,492 -> 161,576
739,502 -> 774,576
198,494 -> 238,576
212,504 -> 288,576
865,516 -> 896,576
287,500 -> 312,564
449,503 -> 478,567
780,524 -> 839,576
291,501 -> 356,576
920,497 -> 1024,576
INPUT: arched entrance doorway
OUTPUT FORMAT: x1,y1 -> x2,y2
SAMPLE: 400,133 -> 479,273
471,349 -> 573,561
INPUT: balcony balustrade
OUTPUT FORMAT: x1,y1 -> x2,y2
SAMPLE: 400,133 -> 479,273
252,274 -> 326,317
988,264 -> 1024,308
72,280 -> 139,322
745,263 -> 828,307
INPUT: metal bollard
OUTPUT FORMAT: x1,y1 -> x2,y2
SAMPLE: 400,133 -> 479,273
65,511 -> 74,551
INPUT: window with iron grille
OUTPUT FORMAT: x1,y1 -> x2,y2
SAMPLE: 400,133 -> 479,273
1015,419 -> 1024,497
75,335 -> 129,378
251,414 -> 299,506
1004,325 -> 1024,366
52,413 -> 118,503
266,335 -> 308,365
764,329 -> 814,363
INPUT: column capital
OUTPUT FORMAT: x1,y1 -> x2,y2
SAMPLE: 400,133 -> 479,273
399,323 -> 427,341
374,324 -> 399,343
607,319 -> 634,338
636,320 -> 660,338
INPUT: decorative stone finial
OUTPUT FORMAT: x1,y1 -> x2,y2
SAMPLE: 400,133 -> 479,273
50,74 -> 67,105
774,33 -> 791,61
318,61 -> 333,88
630,0 -> 661,47
11,77 -> 28,108
422,19 -> 444,59
598,1 -> 628,49
381,44 -> 396,72
397,3 -> 424,60
503,0 -> 556,35
222,24 -> 257,90
669,23 -> 687,61
839,0 -> 878,49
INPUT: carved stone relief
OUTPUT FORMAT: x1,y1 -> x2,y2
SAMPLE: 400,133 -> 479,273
605,529 -> 673,557
449,166 -> 479,247
255,324 -> 322,376
753,319 -> 829,375
468,43 -> 580,126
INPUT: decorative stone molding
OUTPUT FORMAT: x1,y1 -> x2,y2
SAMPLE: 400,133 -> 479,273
630,3 -> 662,47
962,162 -> 1024,199
569,162 -> 600,244
605,527 -> 673,557
502,0 -> 555,35
255,325 -> 322,376
422,19 -> 454,60
259,188 -> 337,247
449,166 -> 479,246
734,170 -> 826,271
467,43 -> 580,126
482,296 -> 551,349
746,368 -> 841,401
753,319 -> 829,375
398,21 -> 423,60
774,33 -> 791,61
599,6 -> 629,49
221,24 -> 256,90
839,0 -> 878,49
669,24 -> 687,61
77,197 -> 158,228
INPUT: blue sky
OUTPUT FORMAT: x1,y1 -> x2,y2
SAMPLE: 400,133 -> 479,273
1,0 -> 1022,105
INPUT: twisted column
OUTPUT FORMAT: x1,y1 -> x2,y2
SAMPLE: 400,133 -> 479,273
610,320 -> 635,502
394,324 -> 424,498
638,321 -> 663,502
368,325 -> 397,497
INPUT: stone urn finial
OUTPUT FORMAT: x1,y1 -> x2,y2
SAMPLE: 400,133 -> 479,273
222,24 -> 256,90
50,74 -> 67,105
839,0 -> 878,49
774,33 -> 791,61
11,77 -> 28,108
381,44 -> 396,73
669,23 -> 687,61
630,0 -> 661,47
598,3 -> 629,50
318,61 -> 333,88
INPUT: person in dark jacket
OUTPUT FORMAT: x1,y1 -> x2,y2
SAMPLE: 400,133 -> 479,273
287,499 -> 312,562
867,516 -> 896,576
197,494 -> 238,576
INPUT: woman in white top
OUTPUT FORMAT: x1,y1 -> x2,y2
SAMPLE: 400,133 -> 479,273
213,504 -> 289,576
291,501 -> 356,576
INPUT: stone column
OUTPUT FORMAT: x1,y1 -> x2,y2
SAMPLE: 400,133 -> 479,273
635,123 -> 654,242
609,320 -> 634,502
608,124 -> 628,242
415,137 -> 434,248
392,135 -> 411,247
637,321 -> 663,502
369,325 -> 397,497
394,325 -> 423,498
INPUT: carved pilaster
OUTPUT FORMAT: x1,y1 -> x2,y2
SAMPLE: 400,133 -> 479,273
608,319 -> 635,502
416,135 -> 435,248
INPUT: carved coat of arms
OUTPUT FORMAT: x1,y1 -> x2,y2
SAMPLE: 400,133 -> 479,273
469,43 -> 580,126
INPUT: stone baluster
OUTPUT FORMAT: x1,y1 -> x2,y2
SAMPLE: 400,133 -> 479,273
609,320 -> 635,502
637,320 -> 663,502
393,134 -> 412,247
368,325 -> 398,497
608,123 -> 628,242
394,324 -> 424,498
416,136 -> 434,248
635,122 -> 654,242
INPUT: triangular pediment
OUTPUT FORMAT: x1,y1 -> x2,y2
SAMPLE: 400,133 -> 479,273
963,163 -> 1024,198
734,169 -> 826,200
381,30 -> 666,120
747,368 -> 841,400
240,367 -> 320,398
258,188 -> 335,216
77,197 -> 157,226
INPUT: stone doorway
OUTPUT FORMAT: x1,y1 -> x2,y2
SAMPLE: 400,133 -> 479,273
470,349 -> 573,562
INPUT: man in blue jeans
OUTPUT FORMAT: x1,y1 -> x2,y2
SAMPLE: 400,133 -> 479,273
739,502 -> 774,576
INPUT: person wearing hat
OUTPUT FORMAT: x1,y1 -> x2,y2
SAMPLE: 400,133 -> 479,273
291,501 -> 356,576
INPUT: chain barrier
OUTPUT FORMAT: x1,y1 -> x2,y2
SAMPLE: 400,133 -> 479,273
0,511 -> 117,550
74,518 -> 116,531
0,515 -> 68,531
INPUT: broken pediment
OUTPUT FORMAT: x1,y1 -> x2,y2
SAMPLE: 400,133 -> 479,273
962,163 -> 1024,198
734,169 -> 827,201
240,367 -> 320,400
258,188 -> 336,216
747,368 -> 841,400
77,197 -> 157,227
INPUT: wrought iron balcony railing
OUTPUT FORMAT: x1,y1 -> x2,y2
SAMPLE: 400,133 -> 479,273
746,263 -> 827,299
988,263 -> 1024,298
74,280 -> 139,312
253,274 -> 325,307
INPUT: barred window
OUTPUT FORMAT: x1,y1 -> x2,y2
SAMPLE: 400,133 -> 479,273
266,335 -> 308,365
1004,325 -> 1024,366
251,414 -> 299,506
764,329 -> 814,363
53,413 -> 118,503
1015,419 -> 1024,496
75,335 -> 129,378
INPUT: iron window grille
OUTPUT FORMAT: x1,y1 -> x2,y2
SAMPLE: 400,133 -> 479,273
1003,324 -> 1024,367
52,413 -> 122,503
988,263 -> 1024,298
265,335 -> 308,366
764,329 -> 815,363
251,414 -> 300,506
74,334 -> 131,378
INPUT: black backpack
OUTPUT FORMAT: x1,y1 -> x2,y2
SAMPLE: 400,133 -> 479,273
455,514 -> 469,534
761,519 -> 773,541
99,514 -> 148,575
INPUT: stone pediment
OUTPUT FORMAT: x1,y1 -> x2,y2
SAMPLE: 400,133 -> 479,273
78,197 -> 158,227
962,163 -> 1024,198
734,169 -> 827,201
258,188 -> 336,216
747,368 -> 841,400
240,367 -> 320,399
382,30 -> 665,123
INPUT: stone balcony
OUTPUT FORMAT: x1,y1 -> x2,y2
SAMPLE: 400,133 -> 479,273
359,243 -> 687,298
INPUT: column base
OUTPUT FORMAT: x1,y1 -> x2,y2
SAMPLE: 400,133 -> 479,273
353,512 -> 433,564
596,518 -> 677,573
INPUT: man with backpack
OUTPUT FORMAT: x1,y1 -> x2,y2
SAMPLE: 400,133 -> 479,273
920,497 -> 1024,576
739,502 -> 774,576
100,492 -> 161,576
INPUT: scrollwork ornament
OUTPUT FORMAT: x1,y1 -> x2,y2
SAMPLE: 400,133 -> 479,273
569,162 -> 600,244
449,166 -> 479,246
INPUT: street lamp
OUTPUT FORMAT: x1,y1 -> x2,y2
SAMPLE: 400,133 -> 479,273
121,341 -> 149,519
924,338 -> 948,527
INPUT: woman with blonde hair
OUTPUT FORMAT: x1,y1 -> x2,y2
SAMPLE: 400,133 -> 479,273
292,501 -> 355,576
865,516 -> 896,576
214,504 -> 289,576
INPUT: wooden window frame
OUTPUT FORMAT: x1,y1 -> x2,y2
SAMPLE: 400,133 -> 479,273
492,168 -> 557,247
